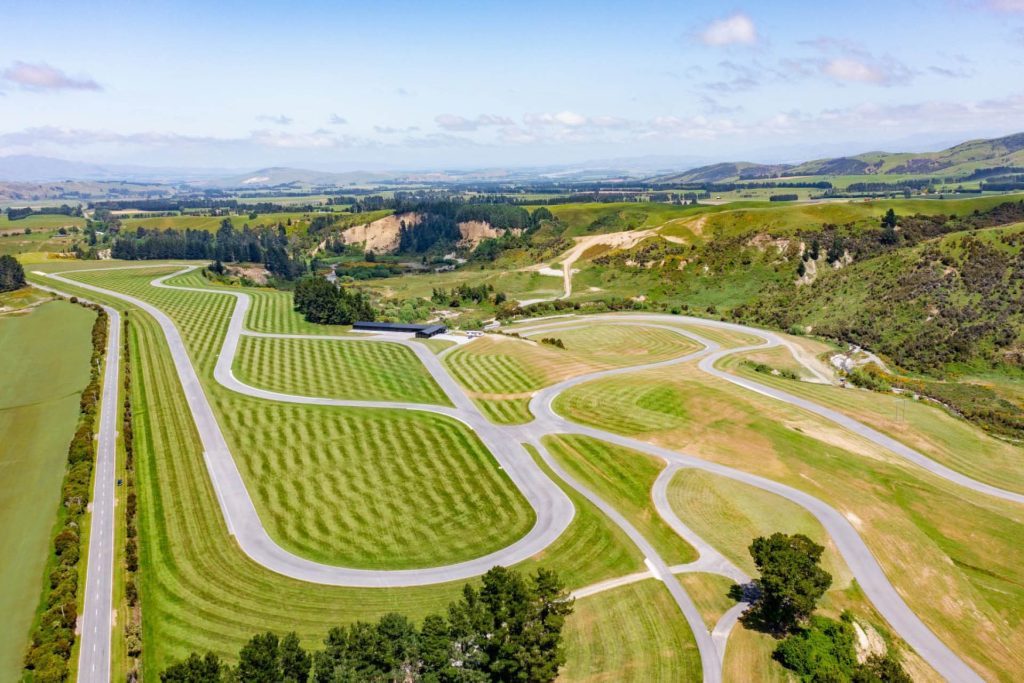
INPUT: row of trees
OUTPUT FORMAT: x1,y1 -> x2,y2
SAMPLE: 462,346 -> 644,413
0,254 -> 26,292
162,566 -> 573,683
110,221 -> 305,280
24,301 -> 109,682
292,277 -> 376,325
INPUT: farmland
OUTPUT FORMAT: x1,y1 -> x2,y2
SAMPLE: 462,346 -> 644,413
0,301 -> 95,681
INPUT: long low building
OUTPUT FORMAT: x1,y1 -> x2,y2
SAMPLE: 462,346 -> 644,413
352,321 -> 448,338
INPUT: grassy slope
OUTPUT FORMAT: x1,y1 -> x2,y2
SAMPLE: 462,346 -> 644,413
721,353 -> 1024,494
58,266 -> 534,569
561,579 -> 701,682
552,363 -> 1024,679
234,335 -> 449,405
543,435 -> 697,565
0,301 -> 94,681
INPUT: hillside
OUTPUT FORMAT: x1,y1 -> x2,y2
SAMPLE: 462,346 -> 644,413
649,131 -> 1024,185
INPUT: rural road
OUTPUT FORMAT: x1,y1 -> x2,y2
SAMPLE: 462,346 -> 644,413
39,266 -> 994,682
76,306 -> 119,683
31,284 -> 120,683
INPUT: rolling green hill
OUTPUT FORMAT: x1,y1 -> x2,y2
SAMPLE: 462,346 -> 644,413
650,132 -> 1024,185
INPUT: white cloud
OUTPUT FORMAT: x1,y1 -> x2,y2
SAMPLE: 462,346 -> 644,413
328,114 -> 348,125
700,14 -> 758,46
435,113 -> 514,131
2,61 -> 100,91
256,114 -> 293,125
524,111 -> 588,127
823,58 -> 884,83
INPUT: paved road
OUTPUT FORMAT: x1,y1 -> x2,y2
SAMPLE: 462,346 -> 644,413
518,313 -> 1024,505
519,316 -> 987,683
41,268 -> 991,681
32,284 -> 120,683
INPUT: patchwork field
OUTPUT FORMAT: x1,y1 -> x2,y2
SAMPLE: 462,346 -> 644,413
552,363 -> 1024,679
0,301 -> 95,681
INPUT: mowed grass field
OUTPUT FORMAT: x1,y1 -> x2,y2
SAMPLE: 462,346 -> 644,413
543,435 -> 697,565
234,336 -> 449,406
22,275 -> 654,672
0,301 -> 95,681
55,265 -> 533,568
444,325 -> 698,395
560,580 -> 701,682
552,362 -> 1024,679
721,351 -> 1024,494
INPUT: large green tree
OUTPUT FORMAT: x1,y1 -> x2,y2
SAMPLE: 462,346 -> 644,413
743,533 -> 833,634
0,254 -> 26,292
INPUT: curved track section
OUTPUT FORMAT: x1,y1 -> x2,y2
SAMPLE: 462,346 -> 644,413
46,268 -> 575,588
41,268 -> 991,681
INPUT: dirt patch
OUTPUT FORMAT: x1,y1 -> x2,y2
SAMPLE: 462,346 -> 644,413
227,264 -> 269,285
457,221 -> 520,248
342,212 -> 421,253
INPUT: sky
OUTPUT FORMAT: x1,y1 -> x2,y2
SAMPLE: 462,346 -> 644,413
1,0 -> 1023,171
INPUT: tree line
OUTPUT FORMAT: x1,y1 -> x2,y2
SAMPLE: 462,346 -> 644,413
110,220 -> 306,280
162,566 -> 573,683
6,204 -> 82,220
292,277 -> 376,325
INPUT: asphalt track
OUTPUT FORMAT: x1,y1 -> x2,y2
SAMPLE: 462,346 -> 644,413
39,266 -> 999,682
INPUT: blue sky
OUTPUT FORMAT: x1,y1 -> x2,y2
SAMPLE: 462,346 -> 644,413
1,0 -> 1023,170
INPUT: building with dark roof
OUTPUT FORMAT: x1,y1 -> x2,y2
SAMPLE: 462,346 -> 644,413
352,321 -> 448,338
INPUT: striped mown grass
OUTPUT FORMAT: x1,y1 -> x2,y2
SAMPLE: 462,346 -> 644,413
217,397 -> 534,568
164,268 -> 356,337
473,397 -> 534,425
60,267 -> 531,568
444,326 -> 697,395
542,435 -> 697,565
114,302 -> 643,671
234,336 -> 449,405
560,579 -> 701,682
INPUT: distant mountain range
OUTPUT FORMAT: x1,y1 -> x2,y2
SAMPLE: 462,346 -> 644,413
647,132 -> 1024,184
1,133 -> 1022,188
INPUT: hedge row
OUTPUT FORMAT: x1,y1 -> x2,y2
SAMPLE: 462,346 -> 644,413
23,299 -> 108,682
122,316 -> 143,680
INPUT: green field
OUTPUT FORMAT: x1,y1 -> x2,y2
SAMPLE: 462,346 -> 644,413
234,335 -> 449,405
473,396 -> 535,425
444,325 -> 698,395
0,213 -> 86,231
0,227 -> 80,256
52,266 -> 534,568
0,301 -> 95,681
561,579 -> 701,682
27,283 -> 645,671
551,362 -> 1024,679
543,435 -> 697,565
120,208 -> 392,237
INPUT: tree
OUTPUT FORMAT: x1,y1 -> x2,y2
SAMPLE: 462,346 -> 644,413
742,533 -> 832,634
160,652 -> 223,683
236,632 -> 282,683
280,632 -> 311,683
0,254 -> 27,292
